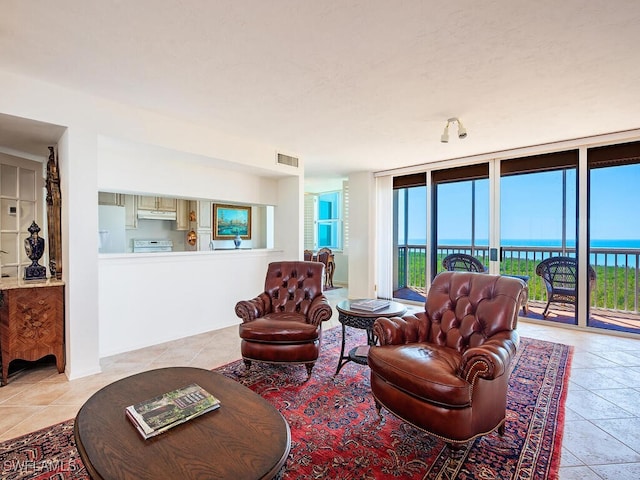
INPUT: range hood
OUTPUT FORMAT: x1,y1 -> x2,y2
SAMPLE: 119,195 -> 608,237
137,210 -> 177,221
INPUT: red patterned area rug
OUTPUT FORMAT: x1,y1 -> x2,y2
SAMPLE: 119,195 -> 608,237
0,327 -> 571,480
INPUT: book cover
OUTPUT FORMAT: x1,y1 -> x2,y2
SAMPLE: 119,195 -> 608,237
125,383 -> 220,439
350,299 -> 390,312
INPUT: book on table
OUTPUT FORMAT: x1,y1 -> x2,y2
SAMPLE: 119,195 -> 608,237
125,383 -> 220,439
350,299 -> 391,312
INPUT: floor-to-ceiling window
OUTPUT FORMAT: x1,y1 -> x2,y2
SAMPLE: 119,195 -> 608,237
431,164 -> 489,277
392,165 -> 490,302
500,151 -> 578,324
387,141 -> 638,334
587,141 -> 640,334
393,173 -> 427,301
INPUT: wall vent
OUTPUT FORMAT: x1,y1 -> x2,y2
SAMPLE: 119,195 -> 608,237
276,153 -> 299,168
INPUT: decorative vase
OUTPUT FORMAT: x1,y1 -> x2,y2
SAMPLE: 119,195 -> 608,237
234,233 -> 242,249
24,221 -> 47,280
187,230 -> 197,246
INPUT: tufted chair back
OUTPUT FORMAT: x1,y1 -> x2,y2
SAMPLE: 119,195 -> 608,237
422,271 -> 524,352
263,261 -> 325,317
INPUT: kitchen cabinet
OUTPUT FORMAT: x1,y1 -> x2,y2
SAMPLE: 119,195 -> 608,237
98,192 -> 124,206
157,197 -> 177,211
198,201 -> 212,228
197,201 -> 213,250
0,279 -> 65,385
176,199 -> 190,230
138,196 -> 177,212
137,195 -> 156,210
123,194 -> 137,229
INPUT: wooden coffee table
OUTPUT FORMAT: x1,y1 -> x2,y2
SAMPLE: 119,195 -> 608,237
74,367 -> 290,480
335,299 -> 407,374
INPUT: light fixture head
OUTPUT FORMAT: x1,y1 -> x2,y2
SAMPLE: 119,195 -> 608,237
457,120 -> 467,139
441,117 -> 467,142
440,123 -> 449,143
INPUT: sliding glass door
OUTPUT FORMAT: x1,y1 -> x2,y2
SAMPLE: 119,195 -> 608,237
387,140 -> 639,334
393,174 -> 427,301
431,164 -> 489,277
500,151 -> 578,324
392,165 -> 490,302
587,142 -> 640,334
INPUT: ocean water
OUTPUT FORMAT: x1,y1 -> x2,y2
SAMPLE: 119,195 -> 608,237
404,239 -> 640,267
408,239 -> 640,249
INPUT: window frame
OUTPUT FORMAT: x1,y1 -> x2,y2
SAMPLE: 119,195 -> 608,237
316,190 -> 343,250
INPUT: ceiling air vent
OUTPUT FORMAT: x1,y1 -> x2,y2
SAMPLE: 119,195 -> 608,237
277,153 -> 299,168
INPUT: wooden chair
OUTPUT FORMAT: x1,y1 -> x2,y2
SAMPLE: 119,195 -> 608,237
303,249 -> 313,261
316,247 -> 335,288
536,256 -> 596,318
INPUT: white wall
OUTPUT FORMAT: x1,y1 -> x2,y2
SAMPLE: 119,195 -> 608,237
0,70 -> 302,378
275,176 -> 304,256
97,136 -> 281,205
59,127 -> 102,379
331,251 -> 348,285
347,171 -> 376,298
98,249 -> 284,356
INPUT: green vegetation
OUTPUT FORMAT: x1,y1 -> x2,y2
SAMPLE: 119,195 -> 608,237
591,264 -> 638,311
398,250 -> 639,312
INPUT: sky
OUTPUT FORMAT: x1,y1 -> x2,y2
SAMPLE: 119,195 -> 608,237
399,164 -> 640,245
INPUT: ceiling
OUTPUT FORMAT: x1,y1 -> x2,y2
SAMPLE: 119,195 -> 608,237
2,1 -> 640,178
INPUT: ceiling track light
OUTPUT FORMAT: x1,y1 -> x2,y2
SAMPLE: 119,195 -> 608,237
441,117 -> 467,143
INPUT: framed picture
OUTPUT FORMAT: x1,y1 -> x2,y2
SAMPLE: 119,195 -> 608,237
213,204 -> 252,240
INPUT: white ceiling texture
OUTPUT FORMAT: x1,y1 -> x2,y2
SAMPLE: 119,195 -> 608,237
2,1 -> 640,179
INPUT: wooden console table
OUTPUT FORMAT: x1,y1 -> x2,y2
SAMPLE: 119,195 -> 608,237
0,278 -> 65,385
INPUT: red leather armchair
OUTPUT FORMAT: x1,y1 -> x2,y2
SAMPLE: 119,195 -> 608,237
368,271 -> 527,446
235,261 -> 333,378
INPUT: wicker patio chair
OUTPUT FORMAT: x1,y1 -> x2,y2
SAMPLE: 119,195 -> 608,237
442,253 -> 487,273
535,256 -> 596,318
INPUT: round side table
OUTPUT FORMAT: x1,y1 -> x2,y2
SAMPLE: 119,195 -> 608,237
334,299 -> 407,375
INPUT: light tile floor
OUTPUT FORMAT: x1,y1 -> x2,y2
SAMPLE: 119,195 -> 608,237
1,287 -> 640,479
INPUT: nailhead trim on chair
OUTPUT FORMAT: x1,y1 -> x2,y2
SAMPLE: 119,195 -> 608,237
372,392 -> 505,445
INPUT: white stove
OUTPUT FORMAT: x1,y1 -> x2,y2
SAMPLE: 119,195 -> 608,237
132,239 -> 173,253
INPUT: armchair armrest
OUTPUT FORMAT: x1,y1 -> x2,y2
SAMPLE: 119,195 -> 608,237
460,331 -> 519,383
235,292 -> 271,323
307,295 -> 333,326
373,313 -> 430,345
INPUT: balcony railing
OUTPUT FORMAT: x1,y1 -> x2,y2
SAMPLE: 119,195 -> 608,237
397,244 -> 640,314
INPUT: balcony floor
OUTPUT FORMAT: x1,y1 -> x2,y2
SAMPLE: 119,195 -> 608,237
394,288 -> 640,335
